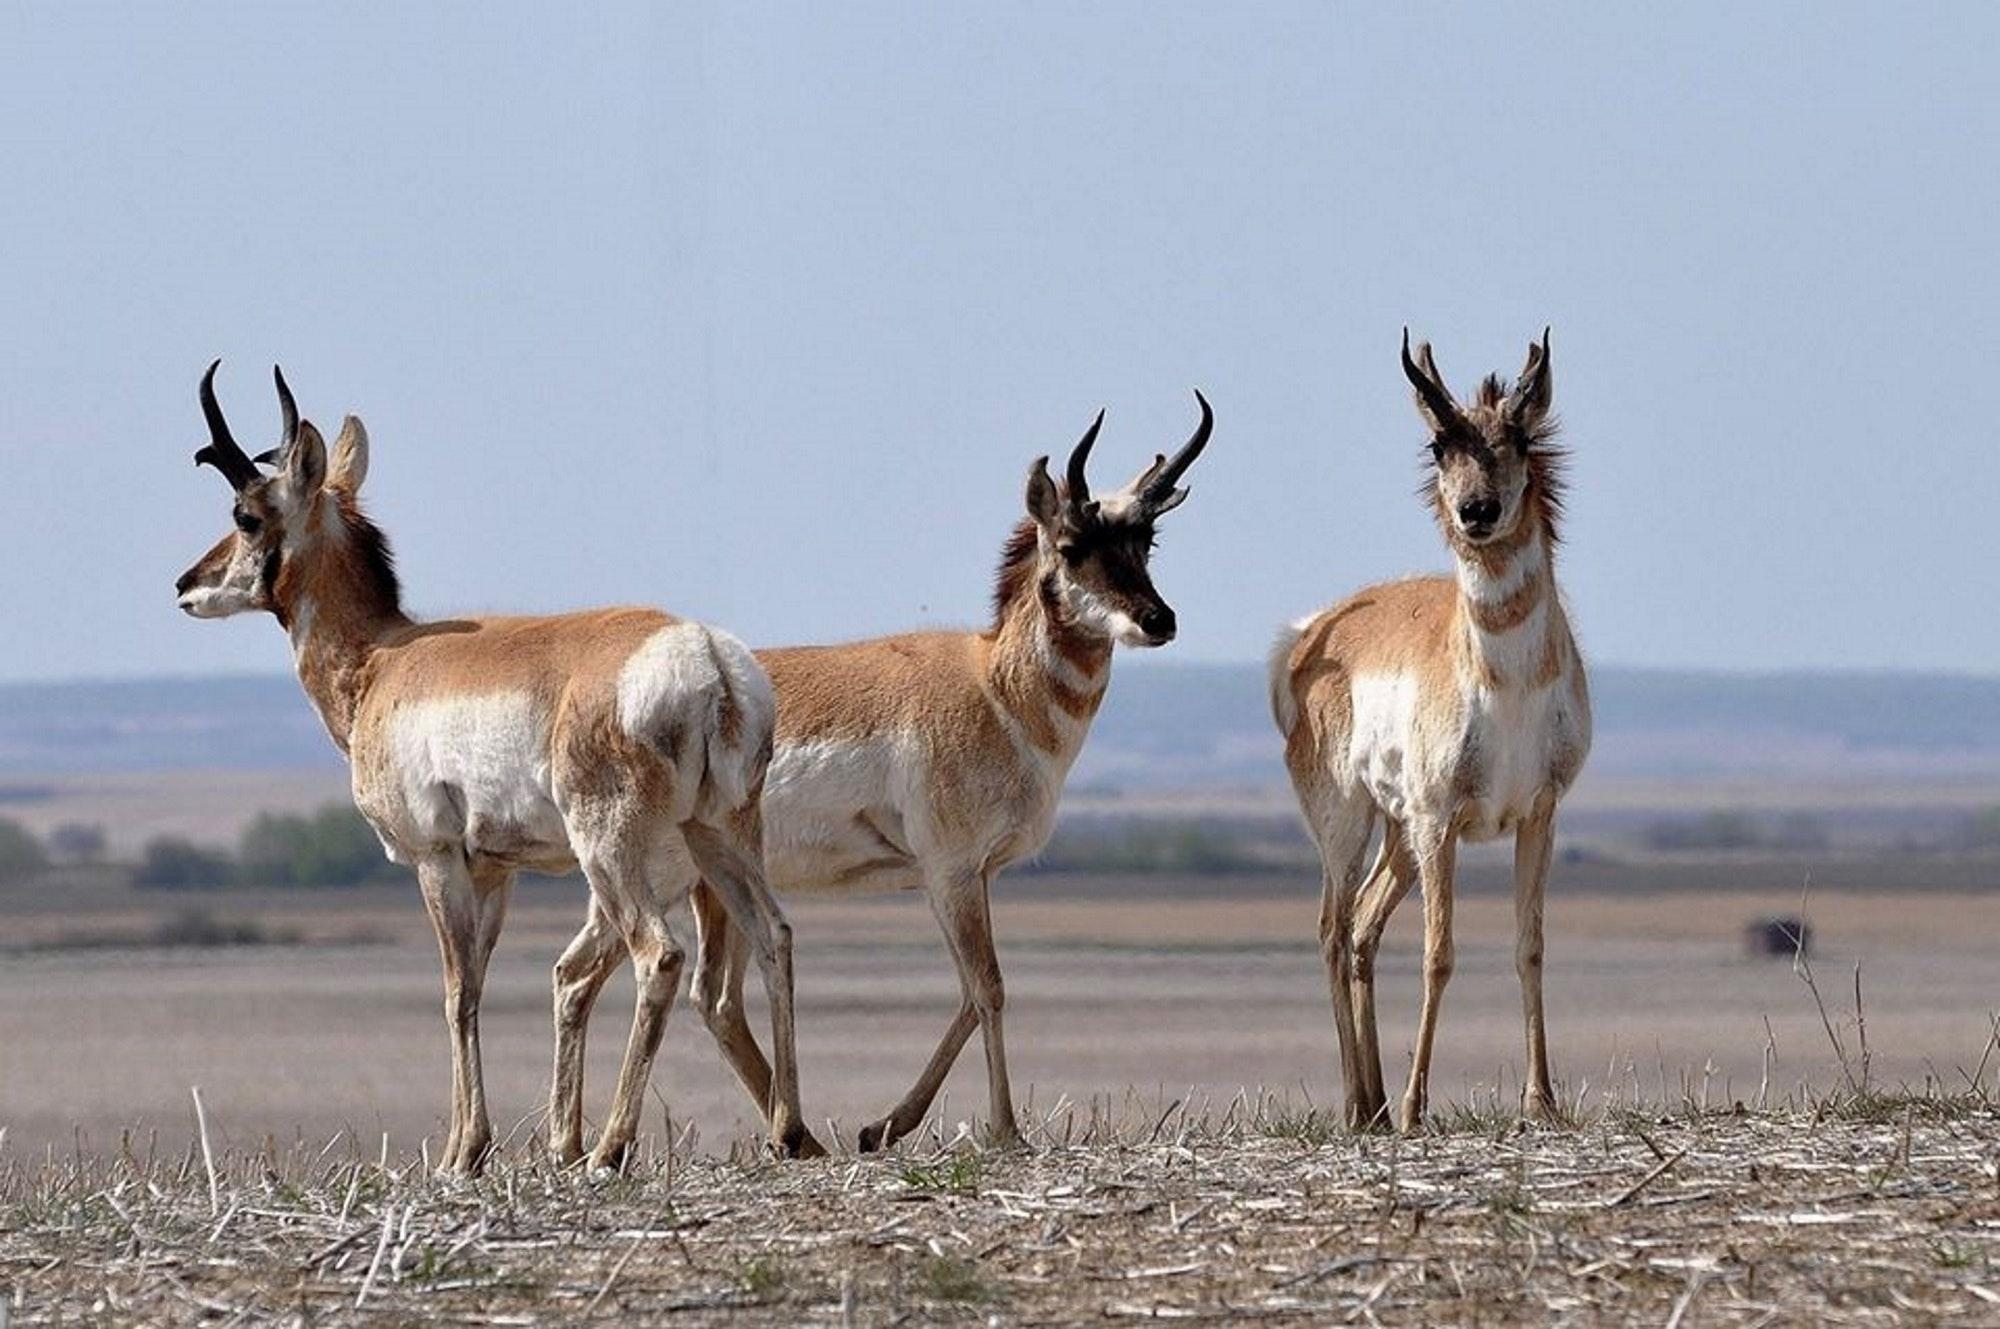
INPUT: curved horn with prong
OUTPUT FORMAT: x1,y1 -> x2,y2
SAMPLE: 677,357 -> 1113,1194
1401,327 -> 1461,430
254,365 -> 301,466
274,364 -> 298,453
194,360 -> 261,491
1137,389 -> 1213,511
1065,409 -> 1105,507
1503,326 -> 1553,427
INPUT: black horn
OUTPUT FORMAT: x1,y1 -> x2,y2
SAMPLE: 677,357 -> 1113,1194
194,359 -> 261,491
1401,327 -> 1461,428
1140,389 -> 1213,508
273,364 -> 298,455
1503,326 -> 1552,423
1065,408 -> 1105,505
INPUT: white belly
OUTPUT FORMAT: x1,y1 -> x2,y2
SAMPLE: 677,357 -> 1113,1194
382,692 -> 569,860
761,735 -> 926,894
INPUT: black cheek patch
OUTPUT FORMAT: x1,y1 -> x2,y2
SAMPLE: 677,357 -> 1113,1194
260,548 -> 284,616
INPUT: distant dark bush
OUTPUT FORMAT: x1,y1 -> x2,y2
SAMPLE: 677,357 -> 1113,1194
132,836 -> 236,890
1963,806 -> 2000,850
1769,813 -> 1830,852
153,908 -> 290,947
46,822 -> 107,865
1642,811 -> 1764,852
239,805 -> 398,888
1029,820 -> 1293,875
0,817 -> 50,881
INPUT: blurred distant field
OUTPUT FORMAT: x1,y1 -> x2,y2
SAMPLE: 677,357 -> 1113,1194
2,867 -> 1995,1163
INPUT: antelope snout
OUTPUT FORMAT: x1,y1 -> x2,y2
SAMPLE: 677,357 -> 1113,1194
1137,604 -> 1177,645
1456,496 -> 1502,539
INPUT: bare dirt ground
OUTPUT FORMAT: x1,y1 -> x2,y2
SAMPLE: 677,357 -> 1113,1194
2,880 -> 1998,1162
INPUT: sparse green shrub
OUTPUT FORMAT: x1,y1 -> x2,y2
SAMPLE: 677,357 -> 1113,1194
1642,810 -> 1762,852
132,836 -> 235,890
1963,806 -> 2000,849
898,1152 -> 983,1195
240,804 -> 398,888
0,817 -> 49,881
736,1255 -> 789,1297
1030,819 -> 1298,874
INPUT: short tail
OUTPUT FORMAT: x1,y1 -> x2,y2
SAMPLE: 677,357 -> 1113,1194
1268,617 -> 1310,738
694,626 -> 776,818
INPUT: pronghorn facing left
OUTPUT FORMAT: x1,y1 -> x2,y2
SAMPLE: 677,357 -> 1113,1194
174,363 -> 819,1171
1271,330 -> 1590,1132
553,397 -> 1212,1153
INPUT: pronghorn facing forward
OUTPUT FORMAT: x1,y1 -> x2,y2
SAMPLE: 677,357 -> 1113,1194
174,364 -> 818,1171
1271,331 -> 1589,1132
552,397 -> 1212,1152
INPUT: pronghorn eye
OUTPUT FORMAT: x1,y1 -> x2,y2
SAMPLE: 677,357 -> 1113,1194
234,509 -> 262,535
1058,543 -> 1087,566
1428,440 -> 1446,463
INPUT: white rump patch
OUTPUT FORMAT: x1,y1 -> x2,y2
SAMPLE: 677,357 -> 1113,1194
618,623 -> 724,738
618,623 -> 777,815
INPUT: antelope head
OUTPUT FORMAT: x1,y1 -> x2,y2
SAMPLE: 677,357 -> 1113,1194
1403,329 -> 1556,551
1022,390 -> 1212,647
175,361 -> 376,624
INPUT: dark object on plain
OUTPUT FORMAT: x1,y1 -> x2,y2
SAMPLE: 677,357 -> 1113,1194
1745,915 -> 1812,959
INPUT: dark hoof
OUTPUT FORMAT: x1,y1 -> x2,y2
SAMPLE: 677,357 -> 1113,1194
856,1120 -> 889,1154
776,1121 -> 828,1160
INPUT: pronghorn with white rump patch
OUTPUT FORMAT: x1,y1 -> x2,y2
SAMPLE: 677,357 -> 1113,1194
556,395 -> 1212,1152
1271,330 -> 1589,1132
174,363 -> 819,1171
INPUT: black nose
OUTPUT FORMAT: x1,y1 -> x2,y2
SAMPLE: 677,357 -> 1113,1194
175,570 -> 196,595
1139,605 -> 1176,640
1457,497 -> 1502,528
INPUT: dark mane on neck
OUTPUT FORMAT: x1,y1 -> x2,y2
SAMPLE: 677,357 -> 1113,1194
335,493 -> 404,621
990,518 -> 1041,630
1526,427 -> 1567,546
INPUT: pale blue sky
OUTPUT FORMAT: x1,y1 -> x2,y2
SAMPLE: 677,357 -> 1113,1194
2,3 -> 1995,681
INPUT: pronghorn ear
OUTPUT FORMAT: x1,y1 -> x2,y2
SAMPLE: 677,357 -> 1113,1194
1025,456 -> 1063,529
1504,328 -> 1553,434
283,419 -> 328,500
328,415 -> 370,493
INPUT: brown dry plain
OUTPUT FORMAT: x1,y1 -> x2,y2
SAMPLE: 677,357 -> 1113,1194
2,868 -> 1999,1323
1,873 -> 1997,1160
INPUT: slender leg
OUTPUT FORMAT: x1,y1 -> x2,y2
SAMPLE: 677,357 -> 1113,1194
1514,794 -> 1560,1121
590,902 -> 685,1172
1348,821 -> 1416,1129
1399,819 -> 1458,1133
856,1004 -> 980,1153
1308,803 -> 1378,1129
860,865 -> 1017,1151
683,811 -> 824,1159
416,854 -> 497,1175
549,898 -> 624,1166
449,861 -> 512,1171
689,883 -> 777,1121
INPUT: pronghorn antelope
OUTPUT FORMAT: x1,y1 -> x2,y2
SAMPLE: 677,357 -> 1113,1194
549,396 -> 1212,1152
1270,331 -> 1589,1132
174,363 -> 818,1171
